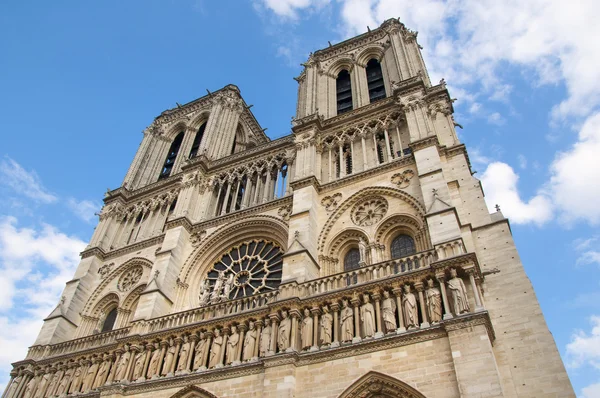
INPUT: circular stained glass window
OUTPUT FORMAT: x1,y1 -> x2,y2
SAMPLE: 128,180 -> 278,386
206,240 -> 283,300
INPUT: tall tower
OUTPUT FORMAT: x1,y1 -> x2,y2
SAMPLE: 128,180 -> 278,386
4,18 -> 574,398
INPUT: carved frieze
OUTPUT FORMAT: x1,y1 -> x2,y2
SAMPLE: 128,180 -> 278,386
391,169 -> 415,189
321,193 -> 342,212
98,263 -> 114,279
117,266 -> 143,292
351,197 -> 388,227
277,205 -> 292,221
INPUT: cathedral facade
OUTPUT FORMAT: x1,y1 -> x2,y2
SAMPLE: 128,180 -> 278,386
3,18 -> 574,398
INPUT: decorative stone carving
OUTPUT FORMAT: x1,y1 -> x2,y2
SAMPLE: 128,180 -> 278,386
359,237 -> 368,265
351,197 -> 388,227
320,305 -> 333,345
193,334 -> 208,370
391,169 -> 415,189
82,361 -> 98,392
425,278 -> 443,323
131,349 -> 145,380
381,290 -> 397,332
98,263 -> 114,279
222,273 -> 234,301
260,322 -> 271,357
47,370 -> 60,396
198,279 -> 211,306
208,329 -> 223,368
147,342 -> 161,378
68,366 -> 83,394
56,368 -> 73,395
243,322 -> 257,361
226,326 -> 239,365
190,230 -> 206,247
114,346 -> 131,381
340,299 -> 354,342
162,339 -> 176,376
117,266 -> 143,292
177,336 -> 191,372
301,308 -> 313,349
23,375 -> 37,398
321,193 -> 342,212
34,372 -> 50,398
210,271 -> 226,304
360,294 -> 376,338
402,285 -> 418,329
94,356 -> 111,388
277,205 -> 292,221
277,311 -> 291,352
447,268 -> 470,315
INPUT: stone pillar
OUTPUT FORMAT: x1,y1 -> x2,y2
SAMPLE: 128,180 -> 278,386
13,372 -> 31,398
351,298 -> 361,343
236,324 -> 246,364
415,282 -> 430,328
220,182 -> 232,216
383,129 -> 393,160
253,321 -> 262,359
199,332 -> 212,371
372,293 -> 384,338
106,351 -> 121,385
262,169 -> 273,203
331,303 -> 340,347
311,307 -> 320,350
268,314 -> 280,355
392,287 -> 406,333
157,341 -> 168,376
289,310 -> 300,352
141,345 -> 152,381
124,347 -> 137,383
361,135 -> 368,170
436,275 -> 453,320
169,338 -> 182,374
241,176 -> 253,209
252,174 -> 262,206
186,335 -> 198,371
328,146 -> 333,181
217,328 -> 229,368
467,270 -> 484,311
338,145 -> 345,178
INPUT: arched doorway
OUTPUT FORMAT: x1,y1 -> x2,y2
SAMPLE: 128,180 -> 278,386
338,371 -> 427,398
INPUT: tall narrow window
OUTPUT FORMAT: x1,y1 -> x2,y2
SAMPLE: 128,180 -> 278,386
344,145 -> 353,175
101,307 -> 118,333
336,69 -> 353,114
391,234 -> 416,259
189,123 -> 206,158
344,248 -> 361,271
366,59 -> 386,103
159,131 -> 184,179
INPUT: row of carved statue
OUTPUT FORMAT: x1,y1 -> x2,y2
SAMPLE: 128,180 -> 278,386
6,270 -> 475,398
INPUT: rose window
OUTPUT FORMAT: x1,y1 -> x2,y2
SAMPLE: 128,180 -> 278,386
206,240 -> 283,301
351,196 -> 388,227
117,265 -> 143,292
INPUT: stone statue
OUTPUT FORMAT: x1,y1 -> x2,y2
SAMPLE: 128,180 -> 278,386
83,362 -> 99,392
94,357 -> 111,388
222,273 -> 234,300
68,367 -> 83,394
259,322 -> 271,357
94,311 -> 107,334
226,325 -> 240,364
46,372 -> 60,397
243,322 -> 257,361
146,343 -> 161,378
114,346 -> 131,382
198,279 -> 211,306
381,290 -> 397,332
8,375 -> 22,398
447,268 -> 470,314
358,237 -> 368,264
23,376 -> 38,398
132,349 -> 145,380
301,308 -> 313,349
34,372 -> 50,398
161,339 -> 176,375
426,278 -> 443,323
340,299 -> 354,342
56,368 -> 73,395
210,271 -> 226,303
402,285 -> 418,329
177,336 -> 191,372
360,294 -> 376,338
277,311 -> 291,352
208,329 -> 223,368
319,305 -> 333,345
193,334 -> 208,370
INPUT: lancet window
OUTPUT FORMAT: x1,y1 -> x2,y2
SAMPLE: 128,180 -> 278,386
189,122 -> 206,158
159,131 -> 184,179
344,248 -> 361,271
100,307 -> 118,333
366,58 -> 386,102
336,69 -> 353,114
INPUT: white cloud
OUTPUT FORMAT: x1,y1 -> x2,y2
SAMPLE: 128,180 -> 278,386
574,236 -> 600,267
567,315 -> 600,370
517,154 -> 527,170
548,112 -> 600,225
67,198 -> 101,224
487,112 -> 505,126
0,216 -> 86,389
581,382 -> 600,398
0,157 -> 57,204
480,162 -> 553,225
256,0 -> 329,19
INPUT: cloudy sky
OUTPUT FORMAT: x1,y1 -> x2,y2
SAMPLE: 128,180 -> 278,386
0,0 -> 599,396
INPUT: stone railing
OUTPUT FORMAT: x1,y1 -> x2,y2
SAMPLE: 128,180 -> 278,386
26,327 -> 130,361
130,290 -> 279,335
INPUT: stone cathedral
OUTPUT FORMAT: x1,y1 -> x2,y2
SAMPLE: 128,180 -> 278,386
3,18 -> 574,398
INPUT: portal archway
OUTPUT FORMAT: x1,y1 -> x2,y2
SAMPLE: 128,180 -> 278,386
338,371 -> 427,398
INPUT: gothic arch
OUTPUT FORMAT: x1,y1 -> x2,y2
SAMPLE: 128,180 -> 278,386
356,45 -> 385,66
375,214 -> 431,254
90,293 -> 119,319
169,385 -> 218,398
179,216 -> 288,307
188,110 -> 211,130
165,120 -> 189,140
318,186 -> 426,256
327,57 -> 356,77
82,257 -> 153,315
338,371 -> 427,398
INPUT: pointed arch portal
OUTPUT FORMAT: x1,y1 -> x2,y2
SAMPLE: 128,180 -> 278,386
338,371 -> 427,398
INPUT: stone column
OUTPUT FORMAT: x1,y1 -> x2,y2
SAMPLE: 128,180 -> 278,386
13,372 -> 31,398
124,347 -> 137,383
311,307 -> 320,351
157,340 -> 168,376
268,314 -> 280,355
169,338 -> 182,374
186,335 -> 198,371
2,374 -> 15,398
200,332 -> 213,370
415,282 -> 430,328
361,135 -> 368,170
372,293 -> 384,338
436,275 -> 453,320
217,328 -> 229,368
331,302 -> 340,347
253,321 -> 262,359
467,269 -> 484,311
241,176 -> 253,209
338,145 -> 345,178
351,297 -> 361,343
392,287 -> 406,333
141,344 -> 152,381
220,182 -> 232,216
252,174 -> 262,206
328,146 -> 333,181
229,179 -> 241,213
289,310 -> 300,352
236,324 -> 246,364
383,129 -> 393,160
262,169 -> 273,203
106,351 -> 121,385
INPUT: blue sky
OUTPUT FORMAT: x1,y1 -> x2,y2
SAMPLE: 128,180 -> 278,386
1,1 -> 599,396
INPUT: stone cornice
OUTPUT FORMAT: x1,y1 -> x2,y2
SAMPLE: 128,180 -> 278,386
104,174 -> 181,205
320,97 -> 396,129
408,135 -> 440,152
289,176 -> 320,192
81,236 -> 164,261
